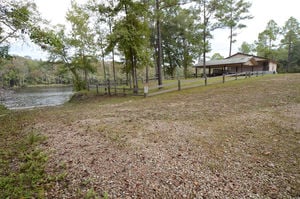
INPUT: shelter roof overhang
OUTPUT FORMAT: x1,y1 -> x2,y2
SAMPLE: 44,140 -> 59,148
194,57 -> 258,68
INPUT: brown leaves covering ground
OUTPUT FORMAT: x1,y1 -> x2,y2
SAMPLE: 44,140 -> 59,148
33,74 -> 299,198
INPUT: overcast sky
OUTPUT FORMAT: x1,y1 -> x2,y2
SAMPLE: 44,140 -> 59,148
9,0 -> 300,60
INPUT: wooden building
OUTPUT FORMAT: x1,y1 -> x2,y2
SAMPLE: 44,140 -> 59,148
194,53 -> 277,76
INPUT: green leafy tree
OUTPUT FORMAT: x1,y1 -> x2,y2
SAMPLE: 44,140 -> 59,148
31,25 -> 81,91
288,41 -> 300,72
161,6 -> 200,78
0,0 -> 41,65
280,17 -> 300,72
4,66 -> 19,87
255,20 -> 280,59
0,0 -> 38,44
216,0 -> 253,56
238,41 -> 254,54
0,46 -> 12,61
66,1 -> 96,90
211,53 -> 224,60
107,0 -> 151,93
88,0 -> 118,82
193,0 -> 223,78
31,2 -> 96,91
152,0 -> 189,85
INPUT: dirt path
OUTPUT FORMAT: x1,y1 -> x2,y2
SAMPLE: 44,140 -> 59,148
33,74 -> 300,198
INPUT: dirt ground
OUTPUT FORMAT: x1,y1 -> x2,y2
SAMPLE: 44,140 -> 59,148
31,74 -> 299,198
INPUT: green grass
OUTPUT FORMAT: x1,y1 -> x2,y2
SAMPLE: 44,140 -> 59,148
81,74 -> 262,96
0,111 -> 54,198
0,104 -> 9,116
146,73 -> 268,94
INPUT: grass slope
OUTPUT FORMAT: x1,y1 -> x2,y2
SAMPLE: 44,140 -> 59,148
1,74 -> 299,198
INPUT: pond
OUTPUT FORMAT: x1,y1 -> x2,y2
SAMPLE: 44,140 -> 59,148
0,86 -> 73,110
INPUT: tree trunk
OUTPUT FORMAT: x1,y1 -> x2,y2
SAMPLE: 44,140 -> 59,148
229,26 -> 233,57
134,61 -> 138,93
203,0 -> 207,79
156,0 -> 163,87
70,68 -> 83,91
102,52 -> 106,80
109,3 -> 116,84
84,68 -> 88,91
287,42 -> 292,73
145,64 -> 149,83
183,39 -> 188,79
112,50 -> 116,81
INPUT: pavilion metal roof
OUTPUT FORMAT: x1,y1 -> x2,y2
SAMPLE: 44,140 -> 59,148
194,56 -> 257,68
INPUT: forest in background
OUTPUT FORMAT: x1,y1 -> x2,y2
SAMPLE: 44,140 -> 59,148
1,0 -> 300,90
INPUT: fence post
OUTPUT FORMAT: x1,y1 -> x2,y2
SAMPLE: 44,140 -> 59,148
107,79 -> 111,96
96,84 -> 99,95
205,76 -> 207,86
223,74 -> 225,83
235,72 -> 238,80
178,79 -> 181,91
114,80 -> 117,95
123,87 -> 126,96
256,71 -> 258,77
144,84 -> 148,97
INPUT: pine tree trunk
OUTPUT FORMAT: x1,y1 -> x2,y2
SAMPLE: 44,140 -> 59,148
156,0 -> 163,87
229,26 -> 233,56
287,42 -> 292,73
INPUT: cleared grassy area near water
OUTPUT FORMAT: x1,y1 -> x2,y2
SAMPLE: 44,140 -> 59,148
1,74 -> 299,198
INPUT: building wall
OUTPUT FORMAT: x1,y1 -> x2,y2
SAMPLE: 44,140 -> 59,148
269,62 -> 277,72
227,65 -> 264,73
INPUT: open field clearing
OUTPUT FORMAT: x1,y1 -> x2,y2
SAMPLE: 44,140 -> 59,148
1,74 -> 299,198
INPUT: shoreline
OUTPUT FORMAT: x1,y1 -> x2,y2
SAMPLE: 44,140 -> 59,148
0,86 -> 73,110
0,88 -> 15,100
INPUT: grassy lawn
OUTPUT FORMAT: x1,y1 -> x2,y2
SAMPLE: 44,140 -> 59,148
0,109 -> 49,198
88,74 -> 254,96
0,73 -> 299,198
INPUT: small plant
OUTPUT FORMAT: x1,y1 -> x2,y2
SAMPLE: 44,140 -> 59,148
0,104 -> 9,115
0,148 -> 48,198
26,132 -> 46,146
0,127 -> 51,198
84,188 -> 100,199
103,191 -> 109,199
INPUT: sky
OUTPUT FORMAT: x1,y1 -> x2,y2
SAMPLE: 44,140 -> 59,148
8,0 -> 300,60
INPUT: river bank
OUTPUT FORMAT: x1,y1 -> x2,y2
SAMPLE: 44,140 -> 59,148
0,86 -> 73,110
0,88 -> 14,101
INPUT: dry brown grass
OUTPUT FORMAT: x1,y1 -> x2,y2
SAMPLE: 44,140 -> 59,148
25,74 -> 300,198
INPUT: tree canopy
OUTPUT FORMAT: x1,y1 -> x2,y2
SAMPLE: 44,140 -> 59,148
2,0 -> 300,90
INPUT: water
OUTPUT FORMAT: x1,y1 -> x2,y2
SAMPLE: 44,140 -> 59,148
0,86 -> 73,110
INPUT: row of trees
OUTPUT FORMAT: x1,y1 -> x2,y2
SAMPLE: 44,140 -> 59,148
1,0 -> 255,91
239,17 -> 300,73
0,56 -> 71,87
2,0 -> 299,91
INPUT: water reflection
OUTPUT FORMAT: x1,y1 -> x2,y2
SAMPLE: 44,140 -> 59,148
0,86 -> 73,110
